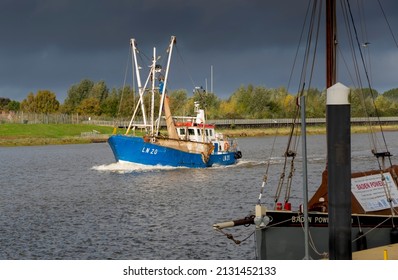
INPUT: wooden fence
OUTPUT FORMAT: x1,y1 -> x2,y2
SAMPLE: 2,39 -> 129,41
2,112 -> 398,128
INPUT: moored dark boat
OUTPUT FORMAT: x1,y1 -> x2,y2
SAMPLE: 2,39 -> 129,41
214,0 -> 398,259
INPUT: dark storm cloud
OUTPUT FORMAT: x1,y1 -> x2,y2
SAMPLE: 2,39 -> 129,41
0,0 -> 397,101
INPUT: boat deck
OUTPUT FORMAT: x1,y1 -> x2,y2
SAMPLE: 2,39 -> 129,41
352,244 -> 398,260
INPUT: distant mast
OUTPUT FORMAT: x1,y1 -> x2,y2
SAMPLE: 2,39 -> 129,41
211,65 -> 213,93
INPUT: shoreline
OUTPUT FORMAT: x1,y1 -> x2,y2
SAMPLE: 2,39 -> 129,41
1,124 -> 398,147
0,136 -> 109,147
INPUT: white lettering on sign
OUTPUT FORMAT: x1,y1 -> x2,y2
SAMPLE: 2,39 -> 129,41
314,216 -> 328,223
291,216 -> 312,223
291,215 -> 354,224
351,172 -> 398,211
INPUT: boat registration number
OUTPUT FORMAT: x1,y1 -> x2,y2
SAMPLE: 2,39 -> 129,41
141,147 -> 158,155
222,155 -> 230,161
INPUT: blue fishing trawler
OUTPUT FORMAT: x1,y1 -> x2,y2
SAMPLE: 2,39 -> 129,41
108,36 -> 242,168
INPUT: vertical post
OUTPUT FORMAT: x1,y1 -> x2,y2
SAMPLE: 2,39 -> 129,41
327,82 -> 352,260
300,95 -> 310,260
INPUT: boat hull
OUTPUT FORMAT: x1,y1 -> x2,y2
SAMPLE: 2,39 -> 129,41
255,210 -> 398,259
108,134 -> 238,168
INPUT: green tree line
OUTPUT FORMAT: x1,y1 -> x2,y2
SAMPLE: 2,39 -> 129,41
1,79 -> 398,119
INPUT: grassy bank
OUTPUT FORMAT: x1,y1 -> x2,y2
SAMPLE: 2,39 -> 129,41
1,123 -> 398,146
0,124 -> 115,146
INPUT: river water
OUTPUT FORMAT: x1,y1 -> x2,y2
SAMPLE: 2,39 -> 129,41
1,132 -> 398,259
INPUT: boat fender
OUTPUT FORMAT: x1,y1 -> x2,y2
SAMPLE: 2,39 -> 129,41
234,151 -> 242,159
356,230 -> 367,251
284,202 -> 291,211
390,227 -> 398,244
224,142 -> 230,151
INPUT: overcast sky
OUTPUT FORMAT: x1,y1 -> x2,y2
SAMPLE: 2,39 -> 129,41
0,0 -> 397,102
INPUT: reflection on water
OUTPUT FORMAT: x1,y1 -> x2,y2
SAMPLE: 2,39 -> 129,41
0,132 -> 397,259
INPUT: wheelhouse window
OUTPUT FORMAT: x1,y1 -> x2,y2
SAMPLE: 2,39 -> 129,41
188,128 -> 195,136
179,128 -> 185,135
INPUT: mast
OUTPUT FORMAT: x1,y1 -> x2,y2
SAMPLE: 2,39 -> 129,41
126,39 -> 148,135
156,36 -> 177,136
151,47 -> 156,136
326,0 -> 352,260
326,0 -> 336,87
211,65 -> 213,93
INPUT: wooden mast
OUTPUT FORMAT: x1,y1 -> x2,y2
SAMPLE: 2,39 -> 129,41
326,0 -> 336,87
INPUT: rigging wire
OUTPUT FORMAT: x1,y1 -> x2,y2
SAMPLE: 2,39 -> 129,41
174,44 -> 211,119
344,0 -> 397,215
341,1 -> 387,160
306,0 -> 323,91
257,121 -> 279,205
340,1 -> 378,153
297,0 -> 319,94
356,0 -> 372,84
175,45 -> 198,91
116,46 -> 133,120
346,0 -> 393,167
286,0 -> 312,92
274,0 -> 322,205
272,0 -> 318,205
377,0 -> 398,48
127,41 -> 171,131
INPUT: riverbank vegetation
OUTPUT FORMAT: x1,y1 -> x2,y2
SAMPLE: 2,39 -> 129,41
1,79 -> 398,121
1,79 -> 398,146
1,123 -> 398,147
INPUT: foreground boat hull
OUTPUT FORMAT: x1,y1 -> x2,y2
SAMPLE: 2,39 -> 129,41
255,210 -> 398,259
108,134 -> 238,168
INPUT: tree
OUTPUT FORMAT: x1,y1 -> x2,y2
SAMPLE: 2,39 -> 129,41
101,89 -> 120,117
192,88 -> 221,119
89,80 -> 109,102
169,89 -> 188,116
0,97 -> 11,110
383,88 -> 398,101
350,88 -> 377,117
76,97 -> 101,116
35,90 -> 60,113
374,95 -> 398,117
20,92 -> 37,113
6,100 -> 20,111
117,86 -> 136,117
281,94 -> 297,118
63,79 -> 94,113
219,99 -> 241,118
305,88 -> 326,117
20,90 -> 59,113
